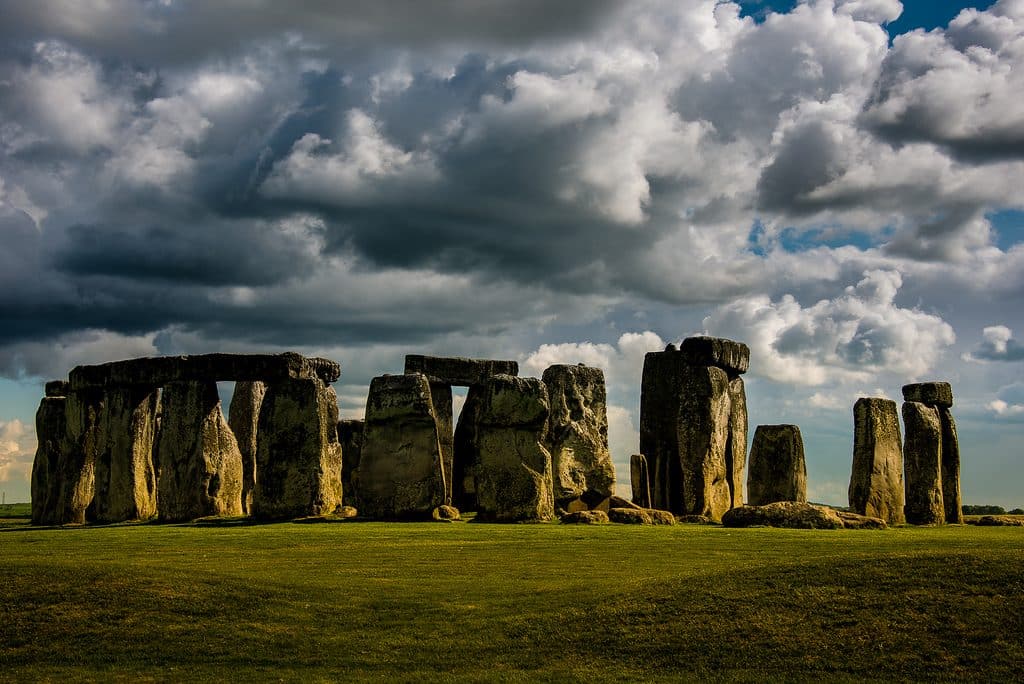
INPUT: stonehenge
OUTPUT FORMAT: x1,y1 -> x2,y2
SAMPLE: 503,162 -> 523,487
747,424 -> 807,506
902,382 -> 962,525
849,398 -> 904,524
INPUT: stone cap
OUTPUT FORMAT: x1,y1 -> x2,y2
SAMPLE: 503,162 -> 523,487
68,352 -> 340,390
404,355 -> 518,386
902,382 -> 953,407
44,380 -> 69,397
479,374 -> 549,428
365,373 -> 436,422
679,336 -> 749,374
541,363 -> 605,384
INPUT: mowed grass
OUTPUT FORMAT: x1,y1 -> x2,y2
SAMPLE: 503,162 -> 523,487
2,518 -> 1022,682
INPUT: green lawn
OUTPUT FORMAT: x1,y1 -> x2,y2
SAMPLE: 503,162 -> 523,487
2,517 -> 1022,682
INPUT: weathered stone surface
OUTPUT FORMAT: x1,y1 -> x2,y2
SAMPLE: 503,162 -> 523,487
227,381 -> 265,515
337,505 -> 358,519
902,382 -> 953,408
404,355 -> 518,386
609,507 -> 653,525
561,510 -> 609,524
646,509 -> 677,525
747,424 -> 807,506
253,376 -> 344,520
630,453 -> 651,508
679,336 -> 750,374
726,375 -> 747,509
939,407 -> 963,524
54,389 -> 104,524
358,374 -> 446,519
722,502 -> 844,529
902,401 -> 945,525
429,382 -> 455,502
974,515 -> 1024,527
91,386 -> 159,523
849,398 -> 905,525
677,514 -> 717,525
432,504 -> 461,522
835,510 -> 888,529
45,380 -> 69,397
641,353 -> 733,519
452,386 -> 484,510
542,364 -> 615,508
156,381 -> 244,522
474,375 -> 555,523
337,419 -> 364,509
70,352 -> 339,390
30,397 -> 67,525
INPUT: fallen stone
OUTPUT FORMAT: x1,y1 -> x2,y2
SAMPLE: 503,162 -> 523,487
228,380 -> 266,515
90,386 -> 159,523
630,453 -> 652,508
156,381 -> 244,522
30,396 -> 68,525
849,398 -> 905,525
473,375 -> 555,523
676,514 -> 718,525
835,510 -> 888,529
645,509 -> 677,525
721,502 -> 844,529
337,505 -> 359,519
358,374 -> 447,519
679,336 -> 750,375
543,364 -> 616,509
45,380 -> 69,397
404,355 -> 518,386
561,510 -> 609,524
726,376 -> 748,509
939,407 -> 963,524
973,515 -> 1024,527
432,504 -> 461,522
253,376 -> 344,520
337,419 -> 364,509
901,382 -> 953,408
609,507 -> 653,525
747,424 -> 807,506
902,401 -> 945,525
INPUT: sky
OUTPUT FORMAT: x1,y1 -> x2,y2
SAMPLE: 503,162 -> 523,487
1,0 -> 1022,508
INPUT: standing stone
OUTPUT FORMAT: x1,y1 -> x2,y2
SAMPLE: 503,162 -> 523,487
542,364 -> 616,509
630,454 -> 651,508
30,395 -> 68,525
337,419 -> 364,509
429,382 -> 455,503
358,374 -> 447,519
849,398 -> 905,524
902,401 -> 945,525
474,375 -> 555,523
228,380 -> 266,515
726,376 -> 747,509
90,386 -> 159,523
452,386 -> 485,511
939,407 -> 962,524
156,381 -> 244,522
253,376 -> 344,519
747,425 -> 807,506
54,389 -> 104,524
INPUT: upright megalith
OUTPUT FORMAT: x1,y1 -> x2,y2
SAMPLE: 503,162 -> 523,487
156,381 -> 244,522
252,376 -> 343,519
474,375 -> 555,522
630,454 -> 651,508
53,389 -> 105,525
358,374 -> 447,519
640,337 -> 748,520
30,391 -> 68,525
90,386 -> 159,523
849,398 -> 904,524
902,382 -> 961,525
429,382 -> 455,501
542,364 -> 615,509
228,381 -> 266,514
747,425 -> 807,506
337,419 -> 364,509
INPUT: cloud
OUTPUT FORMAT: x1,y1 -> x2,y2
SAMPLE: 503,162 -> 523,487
964,325 -> 1024,362
0,418 -> 35,486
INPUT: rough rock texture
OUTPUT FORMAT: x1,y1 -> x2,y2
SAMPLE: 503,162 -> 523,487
646,509 -> 677,525
939,407 -> 963,524
747,424 -> 807,506
722,502 -> 844,529
677,514 -> 717,525
561,510 -> 609,524
156,381 -> 244,522
70,352 -> 339,390
228,381 -> 266,515
542,364 -> 616,508
452,386 -> 484,510
337,505 -> 358,519
630,454 -> 651,508
726,375 -> 748,509
337,419 -> 364,509
679,336 -> 750,374
30,396 -> 68,525
641,350 -> 736,520
902,401 -> 945,525
902,382 -> 953,408
45,380 -> 69,397
974,515 -> 1024,527
849,398 -> 905,524
609,507 -> 653,525
54,389 -> 104,525
90,386 -> 159,523
429,382 -> 455,502
404,355 -> 518,386
835,510 -> 888,529
252,376 -> 344,520
432,504 -> 461,521
358,374 -> 447,519
473,375 -> 555,523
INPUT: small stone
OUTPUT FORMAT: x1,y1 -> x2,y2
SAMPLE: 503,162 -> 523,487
337,505 -> 358,519
561,510 -> 609,524
676,514 -> 718,525
645,509 -> 676,525
432,504 -> 461,521
608,507 -> 653,525
901,382 -> 953,408
45,381 -> 69,397
974,515 -> 1024,527
835,510 -> 888,529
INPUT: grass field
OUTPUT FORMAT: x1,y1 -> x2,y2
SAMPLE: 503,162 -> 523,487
2,515 -> 1022,682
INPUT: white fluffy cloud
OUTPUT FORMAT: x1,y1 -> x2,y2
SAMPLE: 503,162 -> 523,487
964,325 -> 1024,362
0,419 -> 35,486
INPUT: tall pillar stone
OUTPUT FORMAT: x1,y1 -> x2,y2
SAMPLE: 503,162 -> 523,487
474,375 -> 554,523
849,397 -> 904,524
727,376 -> 747,509
902,400 -> 944,525
30,385 -> 69,525
91,386 -> 159,523
902,382 -> 961,525
429,382 -> 454,503
337,419 -> 364,509
156,381 -> 244,522
228,380 -> 266,515
542,364 -> 616,509
252,376 -> 343,519
53,389 -> 104,525
630,454 -> 651,508
747,424 -> 807,506
939,407 -> 962,524
358,374 -> 447,519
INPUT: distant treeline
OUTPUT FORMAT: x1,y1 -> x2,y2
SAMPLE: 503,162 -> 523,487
962,505 -> 1024,515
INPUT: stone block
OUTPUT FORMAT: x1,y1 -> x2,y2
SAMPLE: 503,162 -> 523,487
849,398 -> 904,524
902,401 -> 945,525
403,355 -> 518,386
747,424 -> 807,506
679,336 -> 750,374
90,386 -> 159,523
901,382 -> 953,408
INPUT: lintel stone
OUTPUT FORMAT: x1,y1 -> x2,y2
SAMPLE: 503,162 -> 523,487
902,382 -> 953,408
403,355 -> 518,386
679,336 -> 750,375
